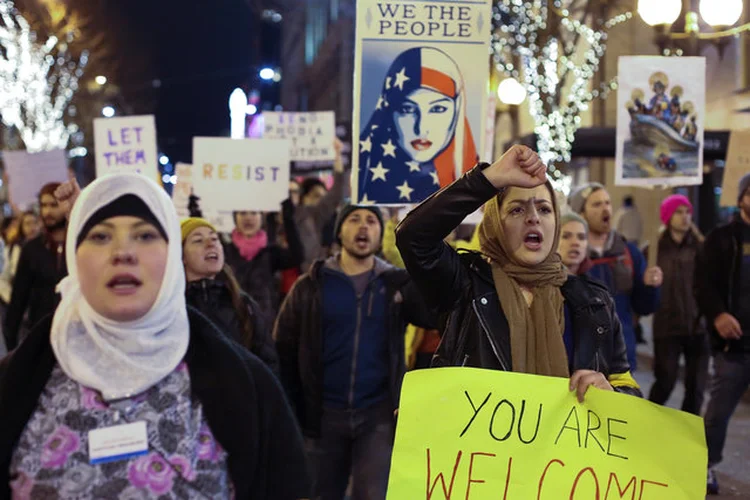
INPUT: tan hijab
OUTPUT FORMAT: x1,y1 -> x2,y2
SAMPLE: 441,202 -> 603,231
478,182 -> 570,377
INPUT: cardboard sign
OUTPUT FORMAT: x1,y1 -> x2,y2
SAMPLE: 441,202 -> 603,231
352,0 -> 493,204
94,115 -> 159,181
191,137 -> 290,213
615,56 -> 705,187
263,111 -> 336,162
172,162 -> 194,219
720,130 -> 750,207
388,368 -> 706,499
2,149 -> 69,210
172,162 -> 234,232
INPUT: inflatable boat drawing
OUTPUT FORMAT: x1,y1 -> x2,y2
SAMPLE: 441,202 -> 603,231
629,114 -> 699,152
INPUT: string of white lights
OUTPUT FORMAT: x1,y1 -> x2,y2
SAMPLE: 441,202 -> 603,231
0,0 -> 87,152
492,0 -> 632,194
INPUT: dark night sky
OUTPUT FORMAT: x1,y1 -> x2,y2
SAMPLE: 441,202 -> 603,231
115,0 -> 261,165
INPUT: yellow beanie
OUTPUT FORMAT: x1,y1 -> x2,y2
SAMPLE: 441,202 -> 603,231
180,217 -> 217,243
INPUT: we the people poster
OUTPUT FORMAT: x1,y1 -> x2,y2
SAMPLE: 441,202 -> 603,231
352,0 -> 493,204
615,56 -> 705,187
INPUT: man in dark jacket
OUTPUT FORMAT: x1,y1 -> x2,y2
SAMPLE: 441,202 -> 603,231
647,195 -> 708,415
568,184 -> 662,370
697,173 -> 750,495
274,204 -> 434,500
4,183 -> 67,350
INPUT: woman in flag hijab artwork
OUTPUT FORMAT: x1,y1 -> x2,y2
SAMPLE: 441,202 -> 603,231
357,47 -> 478,204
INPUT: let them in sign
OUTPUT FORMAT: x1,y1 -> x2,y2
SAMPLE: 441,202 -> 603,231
104,127 -> 147,167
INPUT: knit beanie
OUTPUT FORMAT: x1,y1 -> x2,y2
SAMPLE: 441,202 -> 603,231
560,212 -> 589,236
739,173 -> 750,204
334,204 -> 384,243
180,217 -> 217,243
660,195 -> 692,226
568,182 -> 605,214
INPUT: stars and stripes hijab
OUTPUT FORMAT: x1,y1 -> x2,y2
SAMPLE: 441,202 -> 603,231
357,47 -> 478,204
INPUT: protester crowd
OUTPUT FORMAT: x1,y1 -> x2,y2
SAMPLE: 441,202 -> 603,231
0,140 -> 748,499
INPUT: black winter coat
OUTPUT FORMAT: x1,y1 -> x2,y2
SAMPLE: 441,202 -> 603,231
396,164 -> 639,395
186,278 -> 280,374
694,218 -> 748,352
0,307 -> 310,500
274,258 -> 436,438
4,235 -> 66,350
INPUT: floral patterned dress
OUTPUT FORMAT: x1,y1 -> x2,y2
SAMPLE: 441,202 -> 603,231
9,363 -> 234,499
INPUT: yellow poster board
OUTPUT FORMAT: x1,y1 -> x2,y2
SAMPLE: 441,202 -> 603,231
388,368 -> 706,500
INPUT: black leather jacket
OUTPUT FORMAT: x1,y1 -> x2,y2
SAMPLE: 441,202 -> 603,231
396,164 -> 640,396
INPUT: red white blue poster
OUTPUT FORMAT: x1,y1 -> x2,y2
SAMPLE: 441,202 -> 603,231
352,0 -> 493,204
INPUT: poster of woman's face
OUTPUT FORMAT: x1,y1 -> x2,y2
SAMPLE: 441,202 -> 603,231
353,40 -> 487,205
394,87 -> 458,164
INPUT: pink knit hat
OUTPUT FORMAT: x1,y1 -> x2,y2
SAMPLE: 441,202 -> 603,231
660,195 -> 692,225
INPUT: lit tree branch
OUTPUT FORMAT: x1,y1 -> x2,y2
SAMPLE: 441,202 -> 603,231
0,0 -> 87,152
492,0 -> 632,193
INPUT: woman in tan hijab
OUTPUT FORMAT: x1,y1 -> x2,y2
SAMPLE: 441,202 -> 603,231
396,145 -> 641,401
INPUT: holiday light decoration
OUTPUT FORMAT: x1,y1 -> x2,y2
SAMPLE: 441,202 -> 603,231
492,0 -> 632,193
0,0 -> 87,152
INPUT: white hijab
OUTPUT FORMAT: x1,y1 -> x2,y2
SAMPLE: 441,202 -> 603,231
50,173 -> 189,401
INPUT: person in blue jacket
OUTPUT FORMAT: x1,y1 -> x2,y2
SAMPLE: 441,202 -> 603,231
568,183 -> 662,370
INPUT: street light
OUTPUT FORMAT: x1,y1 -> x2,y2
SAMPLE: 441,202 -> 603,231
497,78 -> 527,106
102,106 -> 115,118
699,0 -> 743,28
95,75 -> 107,85
638,0 -> 748,56
637,0 -> 681,27
259,67 -> 275,81
228,88 -> 247,139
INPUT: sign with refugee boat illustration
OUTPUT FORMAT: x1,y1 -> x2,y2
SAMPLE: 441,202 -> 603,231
615,56 -> 705,187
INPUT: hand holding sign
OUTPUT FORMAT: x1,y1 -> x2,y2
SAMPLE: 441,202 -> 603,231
643,266 -> 663,287
569,369 -> 613,403
333,138 -> 344,174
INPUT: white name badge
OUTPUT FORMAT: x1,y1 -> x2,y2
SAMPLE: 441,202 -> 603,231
88,421 -> 148,465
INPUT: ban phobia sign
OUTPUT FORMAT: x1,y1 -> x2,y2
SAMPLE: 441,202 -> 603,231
388,368 -> 706,499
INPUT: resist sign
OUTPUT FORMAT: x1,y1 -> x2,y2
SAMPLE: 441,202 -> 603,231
191,137 -> 290,212
388,368 -> 706,500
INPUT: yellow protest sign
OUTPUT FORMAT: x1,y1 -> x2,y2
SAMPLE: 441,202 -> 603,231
388,368 -> 706,500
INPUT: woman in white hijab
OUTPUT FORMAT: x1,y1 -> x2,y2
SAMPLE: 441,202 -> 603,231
0,174 -> 309,500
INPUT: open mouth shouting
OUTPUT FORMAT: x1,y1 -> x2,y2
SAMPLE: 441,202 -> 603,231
524,230 -> 544,251
107,273 -> 143,295
567,249 -> 581,260
204,251 -> 220,263
354,233 -> 371,249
